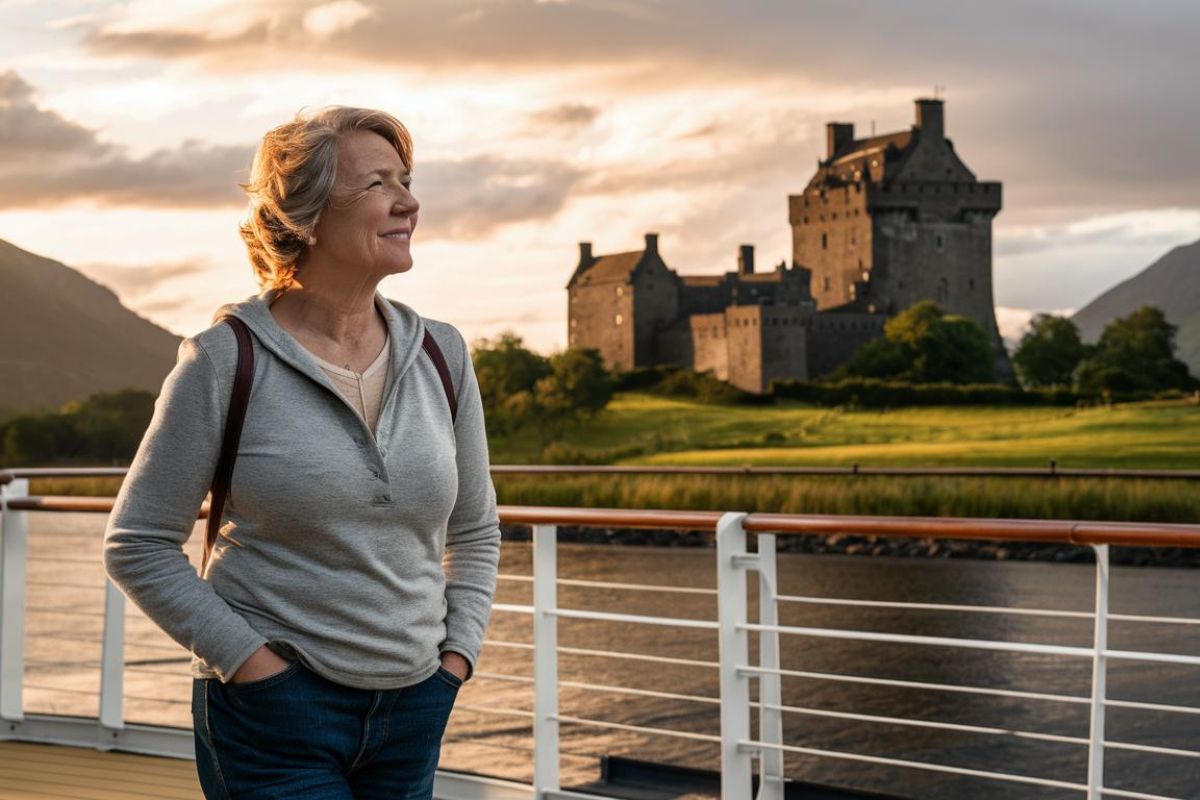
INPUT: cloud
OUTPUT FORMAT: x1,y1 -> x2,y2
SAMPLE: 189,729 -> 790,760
0,70 -> 252,209
994,305 -> 1077,350
79,258 -> 208,298
0,70 -> 111,159
74,1 -> 1200,218
523,102 -> 601,135
302,0 -> 376,37
415,155 -> 586,239
996,210 -> 1200,258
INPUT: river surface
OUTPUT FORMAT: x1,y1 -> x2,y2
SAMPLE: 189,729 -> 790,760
16,513 -> 1200,799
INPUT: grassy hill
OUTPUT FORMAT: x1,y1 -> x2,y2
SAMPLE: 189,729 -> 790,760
0,238 -> 181,416
1072,238 -> 1200,376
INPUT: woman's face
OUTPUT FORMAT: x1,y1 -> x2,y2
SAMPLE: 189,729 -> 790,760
312,129 -> 419,281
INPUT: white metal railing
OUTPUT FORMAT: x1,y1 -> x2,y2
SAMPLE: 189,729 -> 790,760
2,477 -> 1200,799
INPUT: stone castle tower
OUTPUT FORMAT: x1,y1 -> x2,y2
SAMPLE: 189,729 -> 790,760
566,98 -> 1013,392
791,98 -> 1012,377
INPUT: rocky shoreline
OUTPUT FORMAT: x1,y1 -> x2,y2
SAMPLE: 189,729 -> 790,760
499,523 -> 1200,567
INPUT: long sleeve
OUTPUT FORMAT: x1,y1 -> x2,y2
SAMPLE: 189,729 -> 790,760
103,336 -> 268,682
439,327 -> 502,681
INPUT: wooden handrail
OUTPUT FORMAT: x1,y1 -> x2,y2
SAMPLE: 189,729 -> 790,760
6,495 -> 1200,548
6,464 -> 1200,485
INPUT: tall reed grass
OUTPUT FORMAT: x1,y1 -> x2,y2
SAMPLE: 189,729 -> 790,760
493,473 -> 1200,523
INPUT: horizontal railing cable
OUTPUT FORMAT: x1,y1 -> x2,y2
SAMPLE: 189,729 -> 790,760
743,738 -> 1088,792
755,700 -> 1087,746
738,664 -> 1089,705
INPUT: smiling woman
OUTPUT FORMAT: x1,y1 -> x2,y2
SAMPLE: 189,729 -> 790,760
103,105 -> 500,800
237,106 -> 417,295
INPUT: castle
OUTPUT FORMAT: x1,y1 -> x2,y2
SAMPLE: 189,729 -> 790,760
566,98 -> 1012,393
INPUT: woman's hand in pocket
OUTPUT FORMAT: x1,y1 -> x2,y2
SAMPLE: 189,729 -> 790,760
230,645 -> 292,684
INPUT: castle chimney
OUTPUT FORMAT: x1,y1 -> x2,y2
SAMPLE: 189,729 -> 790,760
738,244 -> 755,275
644,232 -> 659,255
915,98 -> 944,140
826,122 -> 854,159
579,241 -> 592,263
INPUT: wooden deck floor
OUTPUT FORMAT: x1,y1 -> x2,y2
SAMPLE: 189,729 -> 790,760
0,742 -> 203,800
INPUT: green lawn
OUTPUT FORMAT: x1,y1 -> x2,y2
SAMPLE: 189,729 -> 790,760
490,394 -> 1200,469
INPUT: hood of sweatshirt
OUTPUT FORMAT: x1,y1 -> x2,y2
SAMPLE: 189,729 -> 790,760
211,287 -> 426,408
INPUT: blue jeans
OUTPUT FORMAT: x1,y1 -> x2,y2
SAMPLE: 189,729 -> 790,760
192,659 -> 462,799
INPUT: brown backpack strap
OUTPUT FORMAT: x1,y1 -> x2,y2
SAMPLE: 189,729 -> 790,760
421,329 -> 458,425
204,316 -> 254,576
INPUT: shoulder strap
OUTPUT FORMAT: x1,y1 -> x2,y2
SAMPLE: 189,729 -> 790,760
204,316 -> 254,576
421,329 -> 458,425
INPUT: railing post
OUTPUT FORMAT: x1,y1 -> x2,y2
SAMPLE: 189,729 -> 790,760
532,523 -> 560,798
756,534 -> 784,800
717,511 -> 753,800
98,576 -> 126,740
0,478 -> 29,724
1087,544 -> 1109,799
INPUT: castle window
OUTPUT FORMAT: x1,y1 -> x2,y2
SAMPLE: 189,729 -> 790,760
969,279 -> 976,291
615,313 -> 623,325
832,212 -> 838,220
822,276 -> 831,292
936,233 -> 945,252
821,233 -> 828,250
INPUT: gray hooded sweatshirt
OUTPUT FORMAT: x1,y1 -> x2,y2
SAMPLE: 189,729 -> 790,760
103,289 -> 501,689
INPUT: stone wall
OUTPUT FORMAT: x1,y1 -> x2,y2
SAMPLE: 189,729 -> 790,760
807,311 -> 887,378
789,184 -> 873,310
567,279 -> 635,371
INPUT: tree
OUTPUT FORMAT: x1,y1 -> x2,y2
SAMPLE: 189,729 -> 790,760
1074,305 -> 1195,393
471,331 -> 553,434
837,301 -> 994,384
532,348 -> 614,442
913,314 -> 994,383
831,337 -> 914,381
1013,314 -> 1086,388
2,415 -> 58,465
67,389 -> 156,463
470,333 -> 615,441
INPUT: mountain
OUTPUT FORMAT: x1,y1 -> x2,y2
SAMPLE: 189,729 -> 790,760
1072,239 -> 1200,375
0,238 -> 182,417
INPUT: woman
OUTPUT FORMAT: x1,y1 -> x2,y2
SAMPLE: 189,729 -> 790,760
103,106 -> 502,799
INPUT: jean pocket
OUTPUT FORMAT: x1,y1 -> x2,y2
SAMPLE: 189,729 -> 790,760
224,659 -> 302,694
434,664 -> 464,689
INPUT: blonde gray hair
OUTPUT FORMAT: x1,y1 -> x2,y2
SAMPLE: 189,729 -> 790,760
238,106 -> 414,292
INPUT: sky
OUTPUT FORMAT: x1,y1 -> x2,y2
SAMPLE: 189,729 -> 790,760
2,0 -> 1198,353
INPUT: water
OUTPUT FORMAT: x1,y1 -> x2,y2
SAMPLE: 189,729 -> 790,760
17,513 -> 1200,799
